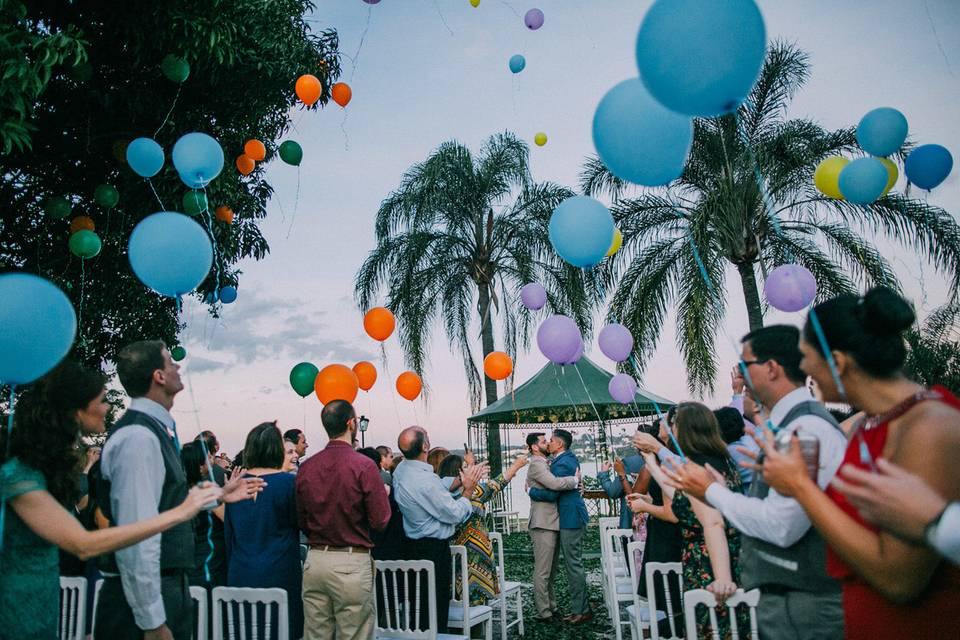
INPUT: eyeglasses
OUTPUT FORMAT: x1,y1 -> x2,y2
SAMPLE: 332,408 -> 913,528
740,358 -> 769,368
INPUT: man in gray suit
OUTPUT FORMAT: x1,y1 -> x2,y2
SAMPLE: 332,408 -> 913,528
524,432 -> 579,623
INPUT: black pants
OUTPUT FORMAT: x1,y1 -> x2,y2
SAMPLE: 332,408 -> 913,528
406,537 -> 452,633
95,572 -> 193,640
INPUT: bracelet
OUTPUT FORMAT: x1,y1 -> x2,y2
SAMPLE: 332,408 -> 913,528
923,503 -> 950,547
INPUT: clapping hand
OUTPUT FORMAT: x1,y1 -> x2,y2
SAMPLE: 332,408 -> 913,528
464,449 -> 477,466
459,463 -> 485,495
626,492 -> 652,514
222,467 -> 267,503
748,425 -> 811,497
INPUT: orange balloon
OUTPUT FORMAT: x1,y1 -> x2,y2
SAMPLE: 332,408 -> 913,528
314,364 -> 359,405
215,205 -> 234,224
236,154 -> 255,176
331,82 -> 352,108
396,371 -> 422,401
353,361 -> 378,391
363,307 -> 395,342
483,351 -> 513,381
244,139 -> 266,161
70,215 -> 95,234
295,74 -> 322,106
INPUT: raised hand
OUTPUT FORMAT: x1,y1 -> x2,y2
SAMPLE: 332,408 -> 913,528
182,483 -> 224,517
731,366 -> 745,394
659,461 -> 722,501
633,431 -> 663,454
222,472 -> 267,503
613,457 -> 626,477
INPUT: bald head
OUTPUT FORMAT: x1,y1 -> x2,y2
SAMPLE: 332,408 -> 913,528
398,426 -> 429,461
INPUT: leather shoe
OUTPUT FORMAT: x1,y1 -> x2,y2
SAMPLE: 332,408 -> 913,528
568,611 -> 594,625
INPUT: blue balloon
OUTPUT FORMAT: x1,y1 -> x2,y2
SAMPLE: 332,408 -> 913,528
857,108 -> 908,157
126,137 -> 165,178
593,79 -> 693,186
219,286 -> 238,304
838,157 -> 889,204
509,54 -> 526,74
636,0 -> 766,117
172,132 -> 224,189
0,274 -> 77,385
548,196 -> 615,268
905,144 -> 953,190
128,212 -> 213,297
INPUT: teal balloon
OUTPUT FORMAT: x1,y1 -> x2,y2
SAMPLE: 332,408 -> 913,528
126,137 -> 165,178
69,230 -> 102,259
905,144 -> 953,190
160,55 -> 190,83
170,346 -> 187,361
593,78 -> 692,186
290,362 -> 319,397
94,184 -> 119,209
548,196 -> 615,268
0,273 -> 77,385
172,132 -> 224,189
44,196 -> 72,219
128,212 -> 213,297
182,190 -> 208,216
509,54 -> 526,73
838,157 -> 888,204
636,0 -> 766,116
219,285 -> 237,304
279,140 -> 303,166
856,107 -> 908,157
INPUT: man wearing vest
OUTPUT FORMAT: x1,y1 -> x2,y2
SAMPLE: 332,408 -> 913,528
665,326 -> 848,639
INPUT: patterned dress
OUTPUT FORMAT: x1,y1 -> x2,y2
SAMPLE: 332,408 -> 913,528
453,473 -> 511,605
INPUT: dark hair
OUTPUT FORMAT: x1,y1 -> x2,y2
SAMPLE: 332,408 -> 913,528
195,430 -> 218,454
804,287 -> 915,378
357,447 -> 381,468
438,454 -> 464,479
242,422 -> 285,469
321,400 -> 355,439
1,361 -> 107,503
283,429 -> 303,444
639,419 -> 661,437
375,445 -> 392,459
742,325 -> 805,384
116,340 -> 166,397
180,441 -> 207,485
525,432 -> 545,450
400,429 -> 427,460
713,407 -> 744,444
232,451 -> 245,470
552,429 -> 573,451
666,406 -> 677,427
674,402 -> 729,459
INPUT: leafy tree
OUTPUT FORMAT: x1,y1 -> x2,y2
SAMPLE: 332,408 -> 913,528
904,305 -> 960,393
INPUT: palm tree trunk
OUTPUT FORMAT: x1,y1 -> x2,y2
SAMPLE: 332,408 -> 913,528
477,283 -> 503,477
737,261 -> 765,331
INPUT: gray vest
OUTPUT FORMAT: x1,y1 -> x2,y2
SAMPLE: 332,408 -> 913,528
741,400 -> 843,593
98,409 -> 194,573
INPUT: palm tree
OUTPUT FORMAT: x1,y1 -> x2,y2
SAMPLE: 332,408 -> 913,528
582,41 -> 960,393
356,132 -> 598,474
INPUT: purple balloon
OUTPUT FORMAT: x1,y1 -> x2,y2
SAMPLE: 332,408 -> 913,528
520,282 -> 547,310
764,264 -> 817,312
598,323 -> 634,362
562,337 -> 584,366
537,315 -> 582,364
525,8 -> 544,29
608,373 -> 638,404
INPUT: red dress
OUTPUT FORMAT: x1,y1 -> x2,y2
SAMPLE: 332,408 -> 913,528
824,386 -> 960,639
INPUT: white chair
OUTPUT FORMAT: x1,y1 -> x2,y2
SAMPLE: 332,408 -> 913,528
447,545 -> 493,640
190,585 -> 208,640
642,562 -> 683,640
682,588 -> 760,640
58,576 -> 87,640
489,511 -> 516,535
624,542 -> 667,640
374,558 -> 467,639
212,586 -> 289,640
90,578 -> 103,637
603,529 -> 638,640
487,532 -> 524,640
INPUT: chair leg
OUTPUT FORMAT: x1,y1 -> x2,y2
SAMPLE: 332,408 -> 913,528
486,617 -> 493,640
500,598 -> 508,640
515,591 -> 524,636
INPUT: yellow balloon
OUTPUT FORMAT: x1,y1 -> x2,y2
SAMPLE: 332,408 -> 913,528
813,156 -> 849,199
534,132 -> 547,146
606,228 -> 623,257
879,157 -> 898,196
470,0 -> 480,6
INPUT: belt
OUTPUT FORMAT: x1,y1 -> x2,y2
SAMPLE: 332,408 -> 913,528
103,568 -> 185,578
309,544 -> 370,554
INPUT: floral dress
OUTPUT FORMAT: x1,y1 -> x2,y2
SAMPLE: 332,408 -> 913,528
453,473 -> 511,605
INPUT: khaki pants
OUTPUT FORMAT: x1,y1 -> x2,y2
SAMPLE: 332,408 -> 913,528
302,548 -> 375,640
530,528 -> 560,618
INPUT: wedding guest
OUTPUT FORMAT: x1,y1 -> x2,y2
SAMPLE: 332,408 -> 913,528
180,442 -> 227,589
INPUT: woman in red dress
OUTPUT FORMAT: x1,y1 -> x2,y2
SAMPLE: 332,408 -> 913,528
759,287 -> 960,639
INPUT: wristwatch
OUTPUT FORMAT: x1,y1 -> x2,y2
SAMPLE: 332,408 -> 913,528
923,504 -> 949,547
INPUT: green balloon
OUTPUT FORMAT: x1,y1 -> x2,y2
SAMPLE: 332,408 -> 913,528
44,196 -> 72,219
279,140 -> 303,166
289,362 -> 319,397
182,190 -> 208,216
69,230 -> 102,259
170,346 -> 187,361
160,55 -> 190,83
94,184 -> 119,209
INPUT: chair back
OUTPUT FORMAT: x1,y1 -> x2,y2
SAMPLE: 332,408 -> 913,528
212,586 -> 289,640
374,558 -> 439,639
682,588 -> 761,640
90,578 -> 103,637
599,516 -> 619,557
58,576 -> 87,640
489,531 -> 507,592
645,562 -> 683,640
190,585 -> 208,640
450,545 -> 470,624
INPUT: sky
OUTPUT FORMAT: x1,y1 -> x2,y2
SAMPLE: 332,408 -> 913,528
170,0 -> 960,458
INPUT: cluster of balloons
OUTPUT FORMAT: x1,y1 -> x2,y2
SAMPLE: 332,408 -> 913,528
236,139 -> 265,176
764,263 -> 817,312
548,195 -> 621,267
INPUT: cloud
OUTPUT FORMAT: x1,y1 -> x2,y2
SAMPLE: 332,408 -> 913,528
184,356 -> 231,374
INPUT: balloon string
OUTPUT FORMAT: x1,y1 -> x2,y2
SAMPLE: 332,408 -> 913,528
379,343 -> 403,427
285,168 -> 301,240
200,183 -> 222,293
340,109 -> 350,152
572,362 -> 613,462
349,5 -> 373,82
431,0 -> 454,36
147,179 -> 166,211
303,396 -> 307,430
78,258 -> 87,354
154,84 -> 183,138
194,432 -> 217,584
498,0 -> 520,18
0,384 -> 17,566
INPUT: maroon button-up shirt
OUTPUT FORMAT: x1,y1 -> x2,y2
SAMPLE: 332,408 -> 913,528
296,440 -> 391,548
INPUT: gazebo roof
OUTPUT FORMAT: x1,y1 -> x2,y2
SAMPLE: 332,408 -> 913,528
468,356 -> 674,425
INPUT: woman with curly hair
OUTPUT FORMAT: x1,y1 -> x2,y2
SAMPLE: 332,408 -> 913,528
0,361 -> 222,640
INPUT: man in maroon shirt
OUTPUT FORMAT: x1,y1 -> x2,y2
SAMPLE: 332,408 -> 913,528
296,399 -> 391,640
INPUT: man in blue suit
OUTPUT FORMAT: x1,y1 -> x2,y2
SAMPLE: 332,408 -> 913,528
600,454 -> 645,529
528,429 -> 592,624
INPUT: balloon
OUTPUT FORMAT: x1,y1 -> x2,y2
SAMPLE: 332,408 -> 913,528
182,190 -> 208,216
548,196 -> 615,268
215,205 -> 234,224
524,8 -> 544,29
94,184 -> 119,209
279,140 -> 303,166
536,314 -> 582,364
172,133 -> 224,188
315,364 -> 360,405
483,351 -> 513,380
69,230 -> 102,259
44,196 -> 72,219
290,362 -> 319,397
606,228 -> 622,257
219,285 -> 238,304
813,157 -> 849,199
363,0 -> 381,3
126,137 -> 165,178
608,373 -> 638,404
331,82 -> 352,107
363,307 -> 396,341
593,78 -> 693,186
353,361 -> 378,391
70,216 -> 95,234
598,323 -> 633,362
856,107 -> 908,157
764,263 -> 817,312
160,55 -> 190,83
396,371 -> 422,401
0,273 -> 77,385
520,282 -> 547,310
170,346 -> 187,362
562,337 -> 584,366
128,212 -> 213,297
838,157 -> 889,204
879,158 -> 898,196
236,154 -> 255,176
470,0 -> 480,6
295,74 -> 322,106
636,0 -> 766,117
509,54 -> 526,74
905,144 -> 953,190
534,132 -> 547,147
244,139 -> 266,161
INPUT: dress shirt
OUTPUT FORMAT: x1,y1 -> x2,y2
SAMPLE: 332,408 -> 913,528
729,394 -> 761,486
705,386 -> 847,547
100,397 -> 176,630
393,458 -> 472,539
929,502 -> 960,565
296,440 -> 390,548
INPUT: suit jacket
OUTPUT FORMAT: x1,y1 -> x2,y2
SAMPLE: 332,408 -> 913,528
526,455 -> 578,531
599,454 -> 645,529
529,450 -> 589,530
